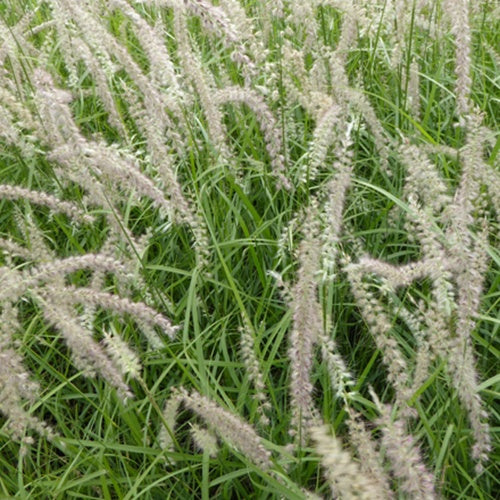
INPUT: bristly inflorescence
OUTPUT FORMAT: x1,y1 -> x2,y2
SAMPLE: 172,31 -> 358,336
0,0 -> 497,497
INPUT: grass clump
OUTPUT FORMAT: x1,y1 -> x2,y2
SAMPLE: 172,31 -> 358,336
0,1 -> 498,498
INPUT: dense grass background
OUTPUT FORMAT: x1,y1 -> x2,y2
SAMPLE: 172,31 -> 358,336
0,1 -> 498,498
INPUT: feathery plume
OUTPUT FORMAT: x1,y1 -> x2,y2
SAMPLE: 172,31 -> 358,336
36,289 -> 133,400
215,86 -> 288,189
443,0 -> 472,115
311,425 -> 383,499
158,392 -> 181,455
240,317 -> 271,426
346,408 -> 394,499
101,329 -> 141,379
175,387 -> 272,469
189,424 -> 219,457
0,184 -> 94,224
0,303 -> 55,446
287,202 -> 323,442
371,390 -> 436,499
346,261 -> 412,406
